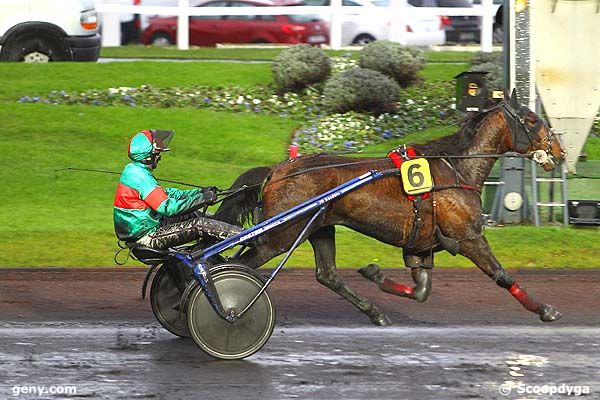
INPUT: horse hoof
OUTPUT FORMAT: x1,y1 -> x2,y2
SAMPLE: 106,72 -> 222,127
371,314 -> 392,326
538,304 -> 563,323
358,264 -> 383,284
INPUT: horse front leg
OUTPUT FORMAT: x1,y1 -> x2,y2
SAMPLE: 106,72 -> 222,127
309,226 -> 391,326
459,236 -> 562,322
358,252 -> 433,303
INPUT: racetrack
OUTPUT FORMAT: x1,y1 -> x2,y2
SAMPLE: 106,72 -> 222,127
1,268 -> 598,399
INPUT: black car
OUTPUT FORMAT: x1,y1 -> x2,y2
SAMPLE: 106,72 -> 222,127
409,0 -> 481,43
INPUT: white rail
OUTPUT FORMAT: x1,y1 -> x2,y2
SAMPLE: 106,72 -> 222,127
95,0 -> 497,51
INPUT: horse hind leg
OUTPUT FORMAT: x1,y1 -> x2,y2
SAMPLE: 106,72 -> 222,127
459,236 -> 562,322
309,226 -> 391,326
358,252 -> 433,303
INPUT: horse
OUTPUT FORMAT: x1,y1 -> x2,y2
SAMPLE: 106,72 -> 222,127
214,91 -> 566,326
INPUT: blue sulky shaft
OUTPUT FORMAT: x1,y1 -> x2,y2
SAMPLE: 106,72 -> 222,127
200,168 -> 395,261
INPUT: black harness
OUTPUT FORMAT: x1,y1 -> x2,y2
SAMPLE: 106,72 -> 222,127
500,102 -> 553,153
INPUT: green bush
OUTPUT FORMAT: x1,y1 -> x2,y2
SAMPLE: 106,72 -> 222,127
470,61 -> 504,91
359,40 -> 425,87
322,67 -> 400,114
471,51 -> 502,66
469,51 -> 504,90
271,44 -> 331,93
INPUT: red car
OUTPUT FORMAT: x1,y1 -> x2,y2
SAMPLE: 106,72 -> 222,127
141,0 -> 329,46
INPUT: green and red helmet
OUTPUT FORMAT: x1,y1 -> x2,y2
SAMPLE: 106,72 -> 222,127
128,130 -> 174,163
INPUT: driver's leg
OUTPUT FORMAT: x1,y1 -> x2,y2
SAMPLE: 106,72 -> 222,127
138,217 -> 242,249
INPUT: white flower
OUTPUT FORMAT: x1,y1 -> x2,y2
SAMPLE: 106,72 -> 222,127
236,95 -> 244,104
253,98 -> 261,105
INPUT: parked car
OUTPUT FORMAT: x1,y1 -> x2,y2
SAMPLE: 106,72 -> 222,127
140,0 -> 329,46
297,0 -> 446,47
0,0 -> 100,62
94,0 -> 195,44
409,0 -> 481,43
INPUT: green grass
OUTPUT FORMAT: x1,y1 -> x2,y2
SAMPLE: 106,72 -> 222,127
1,59 -> 598,268
0,61 -> 272,101
100,45 -> 475,63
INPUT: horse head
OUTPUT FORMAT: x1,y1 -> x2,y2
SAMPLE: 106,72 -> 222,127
500,89 -> 566,171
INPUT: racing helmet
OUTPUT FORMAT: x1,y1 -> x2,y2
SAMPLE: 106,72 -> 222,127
128,130 -> 174,167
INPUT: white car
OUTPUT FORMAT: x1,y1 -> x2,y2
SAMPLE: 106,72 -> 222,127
0,0 -> 100,62
299,0 -> 446,46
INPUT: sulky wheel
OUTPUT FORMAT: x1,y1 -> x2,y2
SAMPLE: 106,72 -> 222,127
150,261 -> 194,338
150,250 -> 226,338
187,263 -> 276,360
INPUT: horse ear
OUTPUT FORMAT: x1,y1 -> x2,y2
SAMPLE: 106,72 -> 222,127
509,88 -> 520,110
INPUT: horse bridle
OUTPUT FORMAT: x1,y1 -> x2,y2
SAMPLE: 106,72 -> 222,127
500,102 -> 555,158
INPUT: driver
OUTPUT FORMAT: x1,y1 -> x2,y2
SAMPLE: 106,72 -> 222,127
113,129 -> 242,250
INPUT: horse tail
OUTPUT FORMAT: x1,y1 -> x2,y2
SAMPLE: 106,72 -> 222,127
214,166 -> 273,227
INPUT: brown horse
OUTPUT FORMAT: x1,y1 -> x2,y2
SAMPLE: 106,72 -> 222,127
215,92 -> 566,326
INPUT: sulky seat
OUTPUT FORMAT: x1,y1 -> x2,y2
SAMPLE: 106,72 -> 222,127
129,244 -> 171,265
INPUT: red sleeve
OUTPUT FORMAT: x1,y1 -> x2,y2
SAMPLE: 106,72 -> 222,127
144,186 -> 169,211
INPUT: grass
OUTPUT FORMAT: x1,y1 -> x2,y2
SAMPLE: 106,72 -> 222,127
0,61 -> 272,101
100,45 -> 476,63
0,59 -> 598,268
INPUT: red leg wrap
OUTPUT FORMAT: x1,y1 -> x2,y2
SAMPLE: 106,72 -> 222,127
380,278 -> 416,299
508,282 -> 541,313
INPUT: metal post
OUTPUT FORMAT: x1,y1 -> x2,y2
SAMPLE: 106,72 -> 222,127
480,0 -> 494,52
329,0 -> 343,50
101,12 -> 121,47
561,163 -> 569,226
177,0 -> 189,50
389,0 -> 408,45
531,159 -> 540,226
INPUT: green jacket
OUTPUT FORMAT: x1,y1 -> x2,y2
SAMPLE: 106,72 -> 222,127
113,132 -> 207,242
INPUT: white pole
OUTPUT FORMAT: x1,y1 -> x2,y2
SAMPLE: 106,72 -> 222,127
177,0 -> 189,50
480,0 -> 493,52
101,12 -> 121,47
389,0 -> 407,45
329,0 -> 343,50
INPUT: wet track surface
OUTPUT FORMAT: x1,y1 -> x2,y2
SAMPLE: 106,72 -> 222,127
1,268 -> 599,399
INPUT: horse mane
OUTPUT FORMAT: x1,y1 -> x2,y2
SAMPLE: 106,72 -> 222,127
411,108 -> 495,156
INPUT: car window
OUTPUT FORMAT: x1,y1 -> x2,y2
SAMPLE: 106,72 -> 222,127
411,0 -> 473,6
300,0 -> 329,5
342,0 -> 360,5
227,1 -> 257,20
191,1 -> 228,20
287,14 -> 322,22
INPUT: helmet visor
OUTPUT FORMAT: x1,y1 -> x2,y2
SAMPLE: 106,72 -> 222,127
152,130 -> 174,153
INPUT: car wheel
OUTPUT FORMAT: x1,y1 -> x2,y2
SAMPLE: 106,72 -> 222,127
352,34 -> 376,46
0,34 -> 68,63
150,32 -> 173,47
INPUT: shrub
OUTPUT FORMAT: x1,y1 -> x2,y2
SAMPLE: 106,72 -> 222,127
271,44 -> 331,93
470,52 -> 503,90
470,51 -> 502,66
359,40 -> 425,87
470,61 -> 504,91
322,67 -> 400,114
